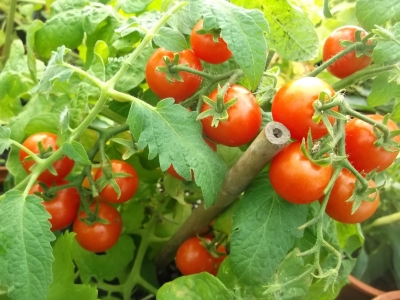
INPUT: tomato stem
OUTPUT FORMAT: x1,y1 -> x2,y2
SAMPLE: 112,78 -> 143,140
1,0 -> 17,65
363,211 -> 400,232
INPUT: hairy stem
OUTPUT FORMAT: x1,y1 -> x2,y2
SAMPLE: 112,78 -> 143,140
2,0 -> 17,64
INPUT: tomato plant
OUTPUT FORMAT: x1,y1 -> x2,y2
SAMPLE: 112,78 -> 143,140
73,202 -> 123,253
271,77 -> 336,141
29,180 -> 80,231
190,19 -> 232,64
269,141 -> 333,204
95,160 -> 139,204
323,26 -> 372,79
345,114 -> 400,173
200,84 -> 262,147
19,132 -> 74,184
145,48 -> 203,103
322,169 -> 380,224
175,236 -> 226,276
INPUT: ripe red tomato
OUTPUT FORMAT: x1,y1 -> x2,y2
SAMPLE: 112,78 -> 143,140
322,169 -> 380,224
29,180 -> 80,231
269,141 -> 333,204
95,160 -> 139,204
19,132 -> 74,184
345,114 -> 400,173
175,236 -> 226,276
323,26 -> 372,79
73,202 -> 122,252
190,19 -> 232,64
167,138 -> 217,180
145,48 -> 203,103
272,77 -> 336,141
200,84 -> 262,147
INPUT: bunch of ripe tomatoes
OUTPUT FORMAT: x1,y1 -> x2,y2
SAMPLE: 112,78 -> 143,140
17,22 -> 399,278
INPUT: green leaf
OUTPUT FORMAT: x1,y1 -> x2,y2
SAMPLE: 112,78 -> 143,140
335,222 -> 364,255
115,11 -> 160,37
0,191 -> 55,300
120,200 -> 146,233
230,172 -> 308,285
127,99 -> 226,207
372,23 -> 400,64
265,249 -> 313,298
82,5 -> 112,34
61,141 -> 92,165
213,199 -> 239,236
356,0 -> 400,31
32,47 -> 75,93
163,0 -> 194,35
157,272 -> 233,299
48,232 -> 98,300
217,144 -> 243,168
367,73 -> 398,107
0,127 -> 11,155
24,113 -> 59,136
153,27 -> 188,52
120,0 -> 154,13
190,0 -> 268,90
35,10 -> 84,59
26,20 -> 44,83
50,0 -> 86,15
163,174 -> 187,205
72,235 -> 135,283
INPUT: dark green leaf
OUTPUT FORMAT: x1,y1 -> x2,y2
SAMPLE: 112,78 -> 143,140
61,141 -> 92,165
230,172 -> 308,285
127,99 -> 226,207
0,127 -> 11,155
217,144 -> 243,168
190,0 -> 268,90
153,27 -> 188,52
157,273 -> 232,299
356,0 -> 400,31
0,191 -> 55,300
120,201 -> 145,233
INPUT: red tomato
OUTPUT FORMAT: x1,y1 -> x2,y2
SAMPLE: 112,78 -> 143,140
200,84 -> 262,147
19,132 -> 74,184
190,19 -> 232,64
73,202 -> 122,252
269,141 -> 333,204
145,48 -> 203,103
95,160 -> 139,204
175,236 -> 226,276
323,26 -> 372,79
30,180 -> 80,231
345,115 -> 400,173
271,77 -> 336,141
167,138 -> 217,180
323,169 -> 380,224
82,167 -> 100,189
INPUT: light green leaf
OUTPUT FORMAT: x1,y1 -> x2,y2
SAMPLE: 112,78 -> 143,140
26,20 -> 44,83
50,0 -> 86,15
72,235 -> 135,283
190,0 -> 268,90
157,273 -> 233,299
164,0 -> 194,35
0,191 -> 55,300
153,27 -> 188,52
127,99 -> 226,207
48,232 -> 98,300
61,141 -> 91,165
120,0 -> 154,13
115,11 -> 160,37
335,222 -> 364,254
82,5 -> 112,34
356,0 -> 400,31
230,172 -> 308,285
367,73 -> 398,107
24,113 -> 59,136
0,126 -> 11,155
372,23 -> 400,64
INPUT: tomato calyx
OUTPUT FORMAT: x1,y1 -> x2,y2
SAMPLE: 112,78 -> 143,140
198,233 -> 227,259
339,29 -> 374,58
195,27 -> 222,43
156,53 -> 186,83
78,202 -> 111,226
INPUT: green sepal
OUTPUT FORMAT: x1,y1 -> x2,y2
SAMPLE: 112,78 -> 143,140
157,53 -> 184,82
196,95 -> 238,128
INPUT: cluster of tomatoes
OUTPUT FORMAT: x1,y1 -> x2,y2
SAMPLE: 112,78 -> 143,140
20,132 -> 139,252
269,26 -> 399,224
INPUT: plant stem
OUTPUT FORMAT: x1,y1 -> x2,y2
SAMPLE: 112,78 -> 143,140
363,211 -> 400,232
170,65 -> 215,80
154,122 -> 291,270
2,0 -> 17,65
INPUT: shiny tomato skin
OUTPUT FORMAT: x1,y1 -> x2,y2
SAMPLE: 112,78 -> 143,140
323,169 -> 379,224
323,26 -> 372,79
145,48 -> 203,103
190,19 -> 232,64
30,180 -> 80,231
19,132 -> 74,184
271,77 -> 336,141
175,236 -> 226,276
200,84 -> 262,147
73,202 -> 122,252
269,141 -> 333,204
345,115 -> 400,173
167,138 -> 217,180
95,160 -> 139,204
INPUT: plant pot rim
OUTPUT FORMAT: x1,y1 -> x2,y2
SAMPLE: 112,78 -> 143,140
373,290 -> 400,300
348,275 -> 385,297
